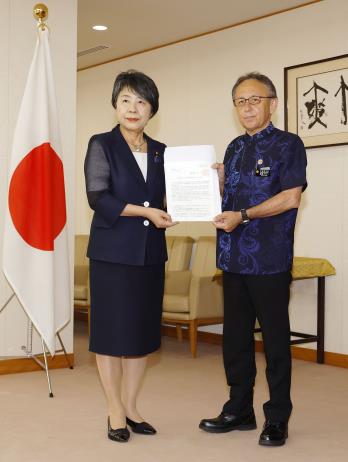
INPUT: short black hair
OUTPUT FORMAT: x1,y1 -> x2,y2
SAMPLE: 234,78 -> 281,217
232,72 -> 277,99
111,70 -> 159,117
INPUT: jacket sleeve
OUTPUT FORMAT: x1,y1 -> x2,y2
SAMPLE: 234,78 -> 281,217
84,136 -> 127,226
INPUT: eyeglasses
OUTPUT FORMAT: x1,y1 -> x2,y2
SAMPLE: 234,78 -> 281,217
233,96 -> 275,107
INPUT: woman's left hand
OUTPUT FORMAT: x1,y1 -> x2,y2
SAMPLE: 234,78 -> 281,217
146,208 -> 178,228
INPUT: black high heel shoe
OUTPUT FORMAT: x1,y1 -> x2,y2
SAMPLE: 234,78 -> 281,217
126,417 -> 157,435
107,417 -> 130,442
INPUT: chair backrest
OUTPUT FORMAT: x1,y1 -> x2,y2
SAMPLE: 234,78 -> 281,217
166,236 -> 194,271
75,234 -> 89,267
191,236 -> 217,278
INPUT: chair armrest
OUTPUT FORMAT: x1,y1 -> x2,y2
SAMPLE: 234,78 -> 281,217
189,275 -> 223,319
164,270 -> 191,296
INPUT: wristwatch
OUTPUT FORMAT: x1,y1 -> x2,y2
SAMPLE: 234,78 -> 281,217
240,208 -> 250,225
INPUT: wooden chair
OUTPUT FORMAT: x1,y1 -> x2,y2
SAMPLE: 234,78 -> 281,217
163,236 -> 223,357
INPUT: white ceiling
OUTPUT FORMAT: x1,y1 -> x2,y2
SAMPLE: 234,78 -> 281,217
77,0 -> 319,70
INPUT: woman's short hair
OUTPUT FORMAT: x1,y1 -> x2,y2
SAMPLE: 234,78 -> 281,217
111,70 -> 159,117
232,72 -> 277,99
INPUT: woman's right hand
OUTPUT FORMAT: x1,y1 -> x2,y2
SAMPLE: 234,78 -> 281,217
145,208 -> 178,228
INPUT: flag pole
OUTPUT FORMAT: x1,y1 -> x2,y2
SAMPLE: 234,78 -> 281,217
21,319 -> 54,397
19,2 -> 55,398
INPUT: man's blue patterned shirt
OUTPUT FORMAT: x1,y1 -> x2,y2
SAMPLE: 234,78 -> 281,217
217,122 -> 307,275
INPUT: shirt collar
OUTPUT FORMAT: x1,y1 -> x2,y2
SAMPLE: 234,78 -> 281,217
243,122 -> 275,141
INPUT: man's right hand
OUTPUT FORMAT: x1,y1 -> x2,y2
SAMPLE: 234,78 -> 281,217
213,211 -> 241,233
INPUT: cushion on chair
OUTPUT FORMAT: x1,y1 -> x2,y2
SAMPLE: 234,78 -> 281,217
74,284 -> 88,301
164,270 -> 191,295
162,311 -> 190,321
163,294 -> 189,312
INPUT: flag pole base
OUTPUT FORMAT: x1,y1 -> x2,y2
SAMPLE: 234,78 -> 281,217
21,319 -> 72,397
41,336 -> 54,397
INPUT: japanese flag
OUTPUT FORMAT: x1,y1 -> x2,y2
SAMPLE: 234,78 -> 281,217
2,28 -> 71,355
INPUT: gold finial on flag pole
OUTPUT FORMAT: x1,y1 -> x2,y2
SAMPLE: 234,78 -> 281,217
33,3 -> 48,30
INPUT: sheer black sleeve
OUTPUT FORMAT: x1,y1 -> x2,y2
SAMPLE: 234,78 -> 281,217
84,136 -> 127,226
84,137 -> 111,207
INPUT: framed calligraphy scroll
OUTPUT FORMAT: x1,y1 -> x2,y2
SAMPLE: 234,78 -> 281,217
285,54 -> 348,148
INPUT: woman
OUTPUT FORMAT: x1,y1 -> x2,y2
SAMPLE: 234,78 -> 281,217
84,70 -> 176,443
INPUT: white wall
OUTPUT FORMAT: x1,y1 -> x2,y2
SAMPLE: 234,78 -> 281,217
0,0 -> 77,356
76,0 -> 348,355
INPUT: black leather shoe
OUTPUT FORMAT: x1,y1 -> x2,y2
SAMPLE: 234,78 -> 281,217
259,421 -> 288,446
126,417 -> 157,435
199,411 -> 257,433
107,417 -> 130,442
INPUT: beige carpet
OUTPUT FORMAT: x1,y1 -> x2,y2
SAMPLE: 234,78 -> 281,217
1,321 -> 348,462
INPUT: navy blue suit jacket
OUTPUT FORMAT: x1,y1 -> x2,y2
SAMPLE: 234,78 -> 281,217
85,125 -> 167,266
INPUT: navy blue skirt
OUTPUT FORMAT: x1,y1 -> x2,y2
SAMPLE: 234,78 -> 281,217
89,259 -> 165,356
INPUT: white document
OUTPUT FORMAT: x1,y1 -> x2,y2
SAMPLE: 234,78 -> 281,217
164,145 -> 222,221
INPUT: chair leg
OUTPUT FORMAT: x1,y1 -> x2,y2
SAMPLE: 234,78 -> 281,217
176,324 -> 183,342
189,320 -> 198,358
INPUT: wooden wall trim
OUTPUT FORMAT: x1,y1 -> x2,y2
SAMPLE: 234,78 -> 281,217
78,1 -> 321,72
0,353 -> 74,375
162,326 -> 348,369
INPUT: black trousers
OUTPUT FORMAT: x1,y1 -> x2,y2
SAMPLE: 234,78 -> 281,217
222,271 -> 293,423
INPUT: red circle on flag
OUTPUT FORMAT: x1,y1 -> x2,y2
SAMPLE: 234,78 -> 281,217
9,142 -> 67,251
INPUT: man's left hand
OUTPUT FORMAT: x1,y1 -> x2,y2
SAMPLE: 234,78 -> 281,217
213,211 -> 241,232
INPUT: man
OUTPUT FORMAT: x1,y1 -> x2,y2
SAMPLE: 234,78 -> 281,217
199,72 -> 307,446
